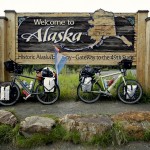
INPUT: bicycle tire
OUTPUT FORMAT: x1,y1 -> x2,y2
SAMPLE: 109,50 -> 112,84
0,82 -> 20,106
77,82 -> 101,103
36,83 -> 60,105
117,79 -> 143,104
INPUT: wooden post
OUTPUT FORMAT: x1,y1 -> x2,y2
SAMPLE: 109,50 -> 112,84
136,10 -> 149,92
145,17 -> 150,93
5,10 -> 16,60
4,10 -> 16,81
0,17 -> 8,82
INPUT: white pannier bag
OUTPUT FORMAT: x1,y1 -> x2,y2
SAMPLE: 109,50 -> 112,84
82,77 -> 92,92
44,77 -> 55,92
5,86 -> 10,100
124,85 -> 137,99
0,86 -> 5,100
0,86 -> 10,100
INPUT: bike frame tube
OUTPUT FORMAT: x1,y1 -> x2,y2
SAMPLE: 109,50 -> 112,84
11,74 -> 38,94
95,71 -> 126,92
12,74 -> 56,95
107,74 -> 123,92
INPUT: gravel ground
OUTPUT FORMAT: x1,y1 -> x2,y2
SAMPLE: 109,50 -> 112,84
0,98 -> 150,120
1,141 -> 150,150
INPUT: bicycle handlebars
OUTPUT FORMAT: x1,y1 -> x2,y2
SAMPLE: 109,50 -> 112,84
93,67 -> 101,74
34,67 -> 43,73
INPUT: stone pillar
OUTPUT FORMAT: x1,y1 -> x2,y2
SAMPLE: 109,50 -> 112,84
136,10 -> 149,92
145,17 -> 150,93
0,17 -> 8,82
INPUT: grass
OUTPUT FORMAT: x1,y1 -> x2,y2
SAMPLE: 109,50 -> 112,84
15,124 -> 81,148
16,133 -> 52,148
111,122 -> 128,145
63,130 -> 81,144
89,122 -> 127,147
59,73 -> 79,100
89,130 -> 112,147
0,125 -> 14,143
141,93 -> 150,103
143,130 -> 150,141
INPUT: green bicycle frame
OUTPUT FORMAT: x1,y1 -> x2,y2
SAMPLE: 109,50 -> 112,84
94,71 -> 127,95
11,74 -> 37,94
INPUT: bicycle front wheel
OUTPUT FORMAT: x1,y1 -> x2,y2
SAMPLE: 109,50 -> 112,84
77,82 -> 101,103
36,83 -> 60,105
0,82 -> 20,106
117,79 -> 143,104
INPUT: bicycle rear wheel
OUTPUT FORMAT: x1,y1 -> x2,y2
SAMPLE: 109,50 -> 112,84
77,82 -> 101,103
0,82 -> 20,106
36,83 -> 60,105
117,79 -> 143,104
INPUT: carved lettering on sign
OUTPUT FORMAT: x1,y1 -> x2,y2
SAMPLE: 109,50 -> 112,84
21,27 -> 82,43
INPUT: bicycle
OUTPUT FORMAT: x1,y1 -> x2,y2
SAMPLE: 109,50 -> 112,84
77,59 -> 143,104
0,60 -> 60,106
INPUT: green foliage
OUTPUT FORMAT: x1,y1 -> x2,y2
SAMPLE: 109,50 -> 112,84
15,124 -> 67,148
112,122 -> 128,145
0,125 -> 14,143
89,122 -> 128,147
15,124 -> 80,148
141,93 -> 150,103
143,130 -> 150,141
16,133 -> 51,148
90,130 -> 112,147
23,64 -> 55,74
63,130 -> 81,144
125,70 -> 136,80
12,124 -> 20,136
49,124 -> 67,142
59,73 -> 79,100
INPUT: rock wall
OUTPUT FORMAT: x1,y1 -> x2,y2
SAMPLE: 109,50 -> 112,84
0,110 -> 150,142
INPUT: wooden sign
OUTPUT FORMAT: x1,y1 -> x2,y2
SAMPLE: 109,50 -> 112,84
2,9 -> 150,92
16,9 -> 136,65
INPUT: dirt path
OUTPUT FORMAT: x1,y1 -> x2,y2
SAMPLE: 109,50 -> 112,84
1,141 -> 150,150
0,99 -> 150,120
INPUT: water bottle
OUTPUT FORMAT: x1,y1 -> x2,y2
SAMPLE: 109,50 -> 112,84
23,80 -> 29,88
104,79 -> 108,89
29,81 -> 33,90
22,90 -> 31,100
108,77 -> 115,86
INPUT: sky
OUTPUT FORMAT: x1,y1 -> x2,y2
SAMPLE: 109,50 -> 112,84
0,0 -> 150,16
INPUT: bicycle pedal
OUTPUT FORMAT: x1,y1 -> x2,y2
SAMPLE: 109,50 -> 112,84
23,94 -> 31,100
102,94 -> 110,97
